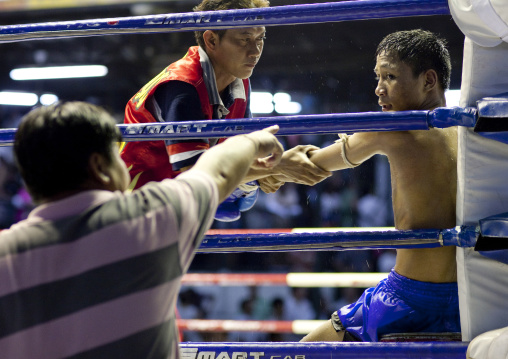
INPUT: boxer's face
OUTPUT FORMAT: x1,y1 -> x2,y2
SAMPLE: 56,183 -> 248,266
374,51 -> 428,112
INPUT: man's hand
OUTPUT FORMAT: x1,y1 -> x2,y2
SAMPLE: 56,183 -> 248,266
244,125 -> 284,169
258,175 -> 285,193
275,145 -> 331,185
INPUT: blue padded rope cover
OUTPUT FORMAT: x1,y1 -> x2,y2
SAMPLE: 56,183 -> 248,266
0,0 -> 450,43
0,107 -> 477,146
197,227 -> 478,253
473,93 -> 508,144
474,212 -> 508,264
473,93 -> 508,132
180,342 -> 468,359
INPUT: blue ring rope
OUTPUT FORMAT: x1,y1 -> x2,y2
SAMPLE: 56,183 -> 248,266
0,0 -> 450,43
0,107 -> 477,146
197,226 -> 478,253
180,342 -> 468,359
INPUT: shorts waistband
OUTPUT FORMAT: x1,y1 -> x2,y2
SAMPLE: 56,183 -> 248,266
385,269 -> 459,310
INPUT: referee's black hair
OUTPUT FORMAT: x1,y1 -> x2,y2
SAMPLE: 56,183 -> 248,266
193,0 -> 270,48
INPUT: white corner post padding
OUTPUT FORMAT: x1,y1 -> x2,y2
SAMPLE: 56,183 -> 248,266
449,0 -> 508,47
456,36 -> 508,341
466,326 -> 508,359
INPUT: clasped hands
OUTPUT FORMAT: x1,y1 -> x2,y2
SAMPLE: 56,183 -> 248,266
257,144 -> 331,193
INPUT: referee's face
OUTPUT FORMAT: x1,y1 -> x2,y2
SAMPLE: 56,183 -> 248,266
209,27 -> 265,85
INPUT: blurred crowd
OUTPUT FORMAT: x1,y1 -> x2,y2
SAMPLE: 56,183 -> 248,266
0,109 -> 34,228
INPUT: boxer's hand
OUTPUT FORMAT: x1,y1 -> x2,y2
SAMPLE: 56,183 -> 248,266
274,145 -> 331,186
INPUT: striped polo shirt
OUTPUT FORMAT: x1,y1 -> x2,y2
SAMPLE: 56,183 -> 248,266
0,170 -> 217,359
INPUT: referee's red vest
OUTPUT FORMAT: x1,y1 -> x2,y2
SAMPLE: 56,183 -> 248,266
121,46 -> 249,189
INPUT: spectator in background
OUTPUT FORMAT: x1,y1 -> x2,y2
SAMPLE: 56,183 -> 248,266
178,288 -> 207,342
284,288 -> 316,321
285,287 -> 316,340
228,299 -> 264,342
375,249 -> 397,273
264,182 -> 302,228
356,186 -> 388,227
247,286 -> 271,320
319,175 -> 343,227
266,297 -> 287,342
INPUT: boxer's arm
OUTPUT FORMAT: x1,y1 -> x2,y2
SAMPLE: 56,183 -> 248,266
242,144 -> 331,186
307,132 -> 383,172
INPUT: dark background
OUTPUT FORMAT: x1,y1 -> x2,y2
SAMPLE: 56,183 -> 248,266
0,0 -> 466,119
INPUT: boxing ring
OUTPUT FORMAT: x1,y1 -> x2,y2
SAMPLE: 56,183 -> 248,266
3,0 -> 508,357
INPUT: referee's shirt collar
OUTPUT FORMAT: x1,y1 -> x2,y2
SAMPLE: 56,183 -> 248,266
198,46 -> 246,119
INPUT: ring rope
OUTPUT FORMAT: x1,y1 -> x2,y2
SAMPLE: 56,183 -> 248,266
0,107 -> 477,146
197,226 -> 478,253
0,0 -> 450,43
179,342 -> 468,359
182,272 -> 389,287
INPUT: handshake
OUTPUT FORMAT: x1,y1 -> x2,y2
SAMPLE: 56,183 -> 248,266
209,126 -> 331,222
212,129 -> 331,222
